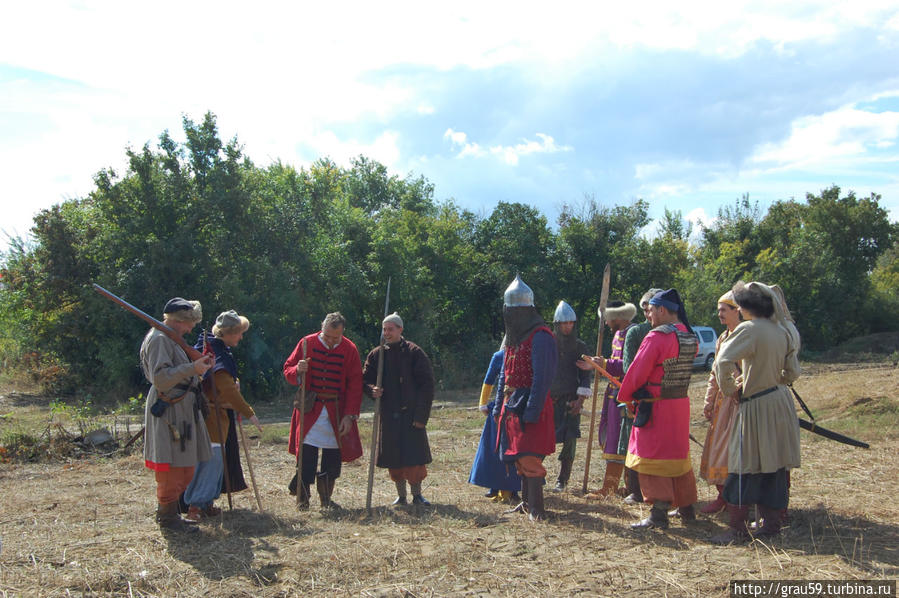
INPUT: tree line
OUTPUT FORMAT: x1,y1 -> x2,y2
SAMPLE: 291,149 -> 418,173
1,112 -> 896,400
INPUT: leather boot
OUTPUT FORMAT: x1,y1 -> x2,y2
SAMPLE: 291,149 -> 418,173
586,462 -> 624,500
298,481 -> 311,510
701,484 -> 726,514
156,501 -> 198,534
392,480 -> 408,505
316,473 -> 341,511
623,467 -> 643,504
631,501 -> 669,529
505,477 -> 529,514
527,477 -> 546,521
755,505 -> 782,538
710,504 -> 750,544
411,482 -> 431,505
677,504 -> 696,522
553,459 -> 573,492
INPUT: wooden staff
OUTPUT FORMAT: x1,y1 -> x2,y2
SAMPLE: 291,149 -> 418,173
237,414 -> 264,513
366,277 -> 391,515
295,338 -> 308,509
582,263 -> 611,494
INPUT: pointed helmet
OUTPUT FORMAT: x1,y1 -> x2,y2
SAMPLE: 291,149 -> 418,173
503,274 -> 535,307
553,300 -> 577,323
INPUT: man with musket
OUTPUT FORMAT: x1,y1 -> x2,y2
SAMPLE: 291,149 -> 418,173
140,297 -> 214,534
548,300 -> 592,492
362,312 -> 436,505
284,312 -> 363,510
493,275 -> 558,520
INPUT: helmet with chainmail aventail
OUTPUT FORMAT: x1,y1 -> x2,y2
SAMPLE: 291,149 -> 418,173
553,300 -> 576,323
503,274 -> 534,307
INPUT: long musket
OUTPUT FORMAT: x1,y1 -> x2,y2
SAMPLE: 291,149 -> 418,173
582,264 -> 611,494
295,339 -> 308,509
237,414 -> 264,512
92,284 -> 205,361
366,277 -> 391,514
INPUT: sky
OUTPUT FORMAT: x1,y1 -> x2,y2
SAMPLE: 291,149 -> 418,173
2,1 -> 898,248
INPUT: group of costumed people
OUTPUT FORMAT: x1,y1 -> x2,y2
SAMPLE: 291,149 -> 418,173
141,300 -> 435,533
140,274 -> 801,544
469,276 -> 802,543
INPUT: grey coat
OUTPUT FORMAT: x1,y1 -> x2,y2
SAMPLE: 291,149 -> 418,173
140,328 -> 211,468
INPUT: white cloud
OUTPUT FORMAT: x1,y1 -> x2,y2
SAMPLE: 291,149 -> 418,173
445,130 -> 571,165
489,134 -> 572,166
750,104 -> 899,169
305,130 -> 401,168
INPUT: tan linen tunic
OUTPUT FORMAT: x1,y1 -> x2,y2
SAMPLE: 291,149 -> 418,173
140,328 -> 212,469
699,330 -> 740,485
714,317 -> 801,475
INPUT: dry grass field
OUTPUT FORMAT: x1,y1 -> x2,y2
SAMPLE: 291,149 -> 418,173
0,362 -> 897,597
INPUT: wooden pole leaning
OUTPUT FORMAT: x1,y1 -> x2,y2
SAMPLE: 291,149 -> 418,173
581,263 -> 611,495
366,277 -> 391,515
295,339 -> 308,509
237,415 -> 264,513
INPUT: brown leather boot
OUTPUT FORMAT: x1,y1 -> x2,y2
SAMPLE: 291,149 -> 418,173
316,474 -> 341,511
156,501 -> 198,534
586,462 -> 624,500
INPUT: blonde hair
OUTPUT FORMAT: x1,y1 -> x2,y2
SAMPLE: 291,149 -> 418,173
162,300 -> 202,324
213,315 -> 250,338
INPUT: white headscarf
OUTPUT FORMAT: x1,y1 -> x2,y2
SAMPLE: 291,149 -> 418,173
747,281 -> 800,354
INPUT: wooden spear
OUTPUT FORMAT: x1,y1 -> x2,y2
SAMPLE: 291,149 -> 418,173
581,263 -> 611,494
366,277 -> 391,515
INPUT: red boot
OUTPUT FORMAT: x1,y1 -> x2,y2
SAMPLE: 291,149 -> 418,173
710,504 -> 750,544
700,484 -> 726,514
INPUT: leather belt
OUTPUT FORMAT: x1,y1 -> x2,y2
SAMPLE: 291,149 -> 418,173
741,386 -> 778,403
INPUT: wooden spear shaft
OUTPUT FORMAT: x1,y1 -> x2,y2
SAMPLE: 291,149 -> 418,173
581,263 -> 611,494
237,415 -> 264,513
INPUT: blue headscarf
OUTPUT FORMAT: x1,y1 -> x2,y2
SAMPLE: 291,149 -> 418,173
649,289 -> 694,335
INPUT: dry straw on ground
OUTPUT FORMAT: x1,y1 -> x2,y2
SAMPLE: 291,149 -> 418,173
0,363 -> 896,597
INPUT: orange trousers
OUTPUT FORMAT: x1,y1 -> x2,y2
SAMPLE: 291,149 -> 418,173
155,466 -> 195,504
514,455 -> 546,478
388,465 -> 428,484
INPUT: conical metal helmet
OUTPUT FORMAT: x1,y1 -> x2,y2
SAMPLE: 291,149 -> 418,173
503,274 -> 534,307
553,300 -> 576,323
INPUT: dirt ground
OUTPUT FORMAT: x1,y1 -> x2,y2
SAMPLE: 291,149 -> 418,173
0,363 -> 897,597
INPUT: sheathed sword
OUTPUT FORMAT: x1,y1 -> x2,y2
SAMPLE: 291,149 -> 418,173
790,386 -> 869,449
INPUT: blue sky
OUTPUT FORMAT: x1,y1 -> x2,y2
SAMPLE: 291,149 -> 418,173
2,1 -> 898,247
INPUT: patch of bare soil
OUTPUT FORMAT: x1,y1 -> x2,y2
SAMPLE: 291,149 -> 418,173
0,363 -> 896,597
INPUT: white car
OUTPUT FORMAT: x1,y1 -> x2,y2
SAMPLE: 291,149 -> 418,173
692,326 -> 718,370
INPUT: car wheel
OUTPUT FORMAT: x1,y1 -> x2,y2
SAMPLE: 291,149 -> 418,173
704,354 -> 714,370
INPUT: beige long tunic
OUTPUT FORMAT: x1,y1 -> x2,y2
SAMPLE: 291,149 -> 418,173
140,328 -> 211,469
699,330 -> 740,485
714,318 -> 801,475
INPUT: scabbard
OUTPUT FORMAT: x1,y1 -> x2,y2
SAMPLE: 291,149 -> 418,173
798,418 -> 869,449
